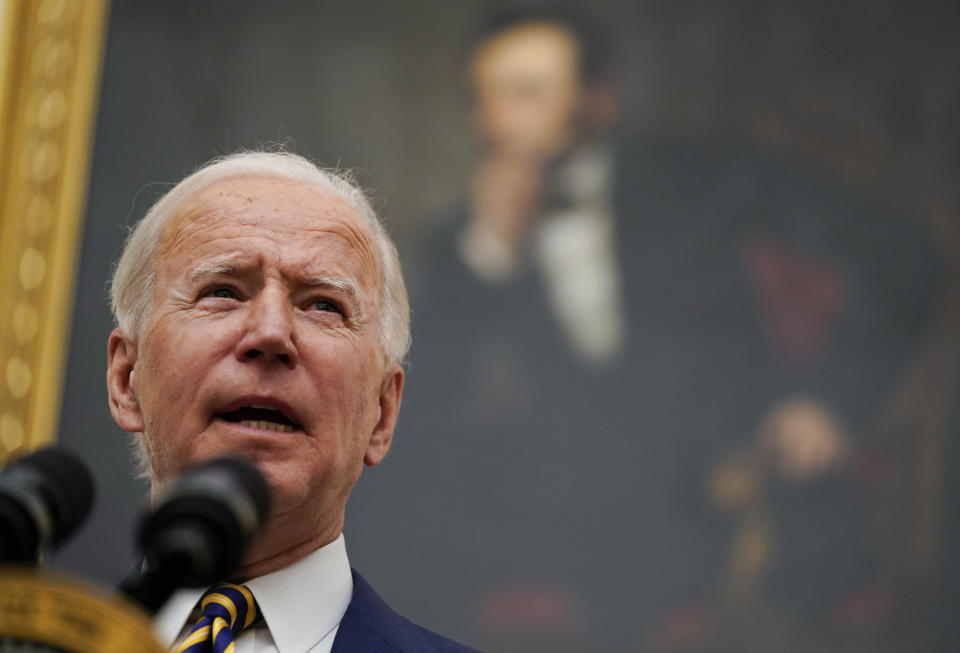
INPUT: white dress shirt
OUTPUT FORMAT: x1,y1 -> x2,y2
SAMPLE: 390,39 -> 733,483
155,534 -> 353,653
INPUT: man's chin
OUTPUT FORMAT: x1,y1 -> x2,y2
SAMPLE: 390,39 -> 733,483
247,461 -> 309,514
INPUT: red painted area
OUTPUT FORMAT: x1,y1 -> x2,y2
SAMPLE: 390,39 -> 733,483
476,585 -> 577,627
745,236 -> 846,370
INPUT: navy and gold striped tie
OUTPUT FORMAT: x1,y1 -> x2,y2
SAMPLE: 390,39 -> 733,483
173,584 -> 258,653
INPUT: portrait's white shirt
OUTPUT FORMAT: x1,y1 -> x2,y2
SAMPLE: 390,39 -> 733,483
155,533 -> 353,653
459,144 -> 626,364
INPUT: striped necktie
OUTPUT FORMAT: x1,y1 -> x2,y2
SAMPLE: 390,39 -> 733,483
173,584 -> 259,653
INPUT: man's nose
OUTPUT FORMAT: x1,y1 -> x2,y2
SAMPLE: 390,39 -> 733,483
235,291 -> 298,368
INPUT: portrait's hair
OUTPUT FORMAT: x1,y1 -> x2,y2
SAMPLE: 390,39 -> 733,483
110,150 -> 411,368
469,6 -> 614,84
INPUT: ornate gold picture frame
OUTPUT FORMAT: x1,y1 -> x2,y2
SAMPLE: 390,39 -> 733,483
0,0 -> 109,458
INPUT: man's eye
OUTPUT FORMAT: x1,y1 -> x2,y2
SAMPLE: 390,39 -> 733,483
312,299 -> 340,313
207,287 -> 236,299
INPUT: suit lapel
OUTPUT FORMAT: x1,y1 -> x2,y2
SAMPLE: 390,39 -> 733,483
332,569 -> 404,652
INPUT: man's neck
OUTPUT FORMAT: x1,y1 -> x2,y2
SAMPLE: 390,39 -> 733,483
233,513 -> 343,581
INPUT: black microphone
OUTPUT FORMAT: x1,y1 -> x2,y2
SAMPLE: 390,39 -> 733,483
0,446 -> 96,564
118,456 -> 271,613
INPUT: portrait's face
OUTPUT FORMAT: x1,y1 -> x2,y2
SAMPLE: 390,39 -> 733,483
107,176 -> 402,535
470,21 -> 582,158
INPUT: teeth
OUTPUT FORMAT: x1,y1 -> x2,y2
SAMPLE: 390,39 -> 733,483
248,404 -> 273,409
238,420 -> 295,433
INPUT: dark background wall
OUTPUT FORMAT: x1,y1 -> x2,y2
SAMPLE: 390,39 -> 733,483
51,1 -> 959,651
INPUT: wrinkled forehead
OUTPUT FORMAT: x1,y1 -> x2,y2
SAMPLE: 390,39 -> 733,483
157,175 -> 381,285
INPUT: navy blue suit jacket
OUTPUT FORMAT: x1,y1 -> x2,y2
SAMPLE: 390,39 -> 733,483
331,569 -> 481,652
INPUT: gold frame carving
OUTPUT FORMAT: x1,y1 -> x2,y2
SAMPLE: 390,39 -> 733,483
0,0 -> 109,458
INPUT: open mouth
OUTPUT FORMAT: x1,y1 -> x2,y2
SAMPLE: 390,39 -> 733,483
217,404 -> 300,433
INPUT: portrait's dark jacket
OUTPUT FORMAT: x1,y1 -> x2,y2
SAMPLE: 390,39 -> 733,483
331,569 -> 481,652
347,135 -> 944,649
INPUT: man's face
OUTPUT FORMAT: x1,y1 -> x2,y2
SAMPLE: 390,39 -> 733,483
470,22 -> 583,158
108,176 -> 401,533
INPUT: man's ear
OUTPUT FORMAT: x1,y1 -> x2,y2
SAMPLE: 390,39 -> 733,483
364,365 -> 404,467
106,327 -> 144,433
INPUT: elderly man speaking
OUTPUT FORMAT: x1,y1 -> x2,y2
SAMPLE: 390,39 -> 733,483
105,151 -> 478,652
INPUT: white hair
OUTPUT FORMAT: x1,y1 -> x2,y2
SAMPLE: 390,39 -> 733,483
110,150 -> 411,367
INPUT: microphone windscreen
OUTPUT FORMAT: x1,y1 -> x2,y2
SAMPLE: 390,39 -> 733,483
15,447 -> 96,546
208,457 -> 271,525
0,446 -> 96,561
138,456 -> 272,586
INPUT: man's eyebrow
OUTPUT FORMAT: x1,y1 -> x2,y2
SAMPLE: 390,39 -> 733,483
302,274 -> 360,303
186,257 -> 249,284
185,260 -> 361,303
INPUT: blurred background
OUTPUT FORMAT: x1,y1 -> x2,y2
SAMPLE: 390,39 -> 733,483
2,0 -> 958,651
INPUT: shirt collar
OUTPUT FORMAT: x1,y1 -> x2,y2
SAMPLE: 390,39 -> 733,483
249,533 -> 353,652
154,534 -> 353,653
